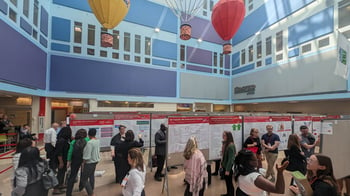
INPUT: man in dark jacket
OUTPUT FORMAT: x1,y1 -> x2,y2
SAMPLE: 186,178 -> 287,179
110,125 -> 126,183
154,124 -> 167,181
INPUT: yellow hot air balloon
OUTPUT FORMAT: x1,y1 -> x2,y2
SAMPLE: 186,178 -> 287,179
88,0 -> 130,29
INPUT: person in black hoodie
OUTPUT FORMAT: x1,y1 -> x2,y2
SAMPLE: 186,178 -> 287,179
154,124 -> 167,181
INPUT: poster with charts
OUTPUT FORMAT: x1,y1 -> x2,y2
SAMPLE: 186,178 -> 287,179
269,116 -> 292,150
114,114 -> 151,148
150,114 -> 180,147
167,116 -> 209,154
311,116 -> 325,137
243,116 -> 272,143
293,116 -> 312,135
208,116 -> 243,160
70,119 -> 114,148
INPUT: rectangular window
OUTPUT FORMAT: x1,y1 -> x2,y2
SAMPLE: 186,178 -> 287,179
257,41 -> 262,59
134,56 -> 141,62
124,32 -> 130,52
112,30 -> 119,50
210,0 -> 214,11
302,44 -> 311,53
9,9 -> 17,22
213,52 -> 218,67
100,51 -> 107,57
74,22 -> 82,43
220,54 -> 224,68
276,31 -> 283,52
10,0 -> 17,6
32,29 -> 37,39
87,48 -> 95,55
88,24 -> 95,46
241,49 -> 246,65
203,0 -> 207,16
318,37 -> 330,48
276,53 -> 283,61
73,46 -> 81,54
23,0 -> 29,18
33,0 -> 39,26
112,52 -> 119,59
171,62 -> 177,68
256,61 -> 262,67
266,36 -> 272,56
248,4 -> 253,11
338,0 -> 350,28
100,27 -> 108,47
145,57 -> 151,64
248,45 -> 253,62
124,54 -> 130,61
134,35 -> 141,54
180,45 -> 185,61
145,37 -> 151,55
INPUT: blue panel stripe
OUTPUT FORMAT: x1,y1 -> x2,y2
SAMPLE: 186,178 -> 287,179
288,48 -> 300,58
233,0 -> 315,45
232,52 -> 240,68
152,39 -> 177,60
53,0 -> 91,12
51,43 -> 70,52
0,0 -> 7,15
51,17 -> 71,42
40,6 -> 49,36
20,17 -> 32,35
152,59 -> 170,67
288,6 -> 334,48
232,63 -> 255,75
265,57 -> 272,65
40,35 -> 47,48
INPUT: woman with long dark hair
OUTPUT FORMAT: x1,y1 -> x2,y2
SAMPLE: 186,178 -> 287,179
220,131 -> 236,196
12,147 -> 48,196
244,128 -> 262,168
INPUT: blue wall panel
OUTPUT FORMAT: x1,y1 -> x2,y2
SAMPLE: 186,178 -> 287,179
186,47 -> 212,66
232,52 -> 240,68
53,0 -> 91,12
152,39 -> 177,60
51,17 -> 70,42
265,57 -> 272,65
0,19 -> 46,89
232,63 -> 255,75
40,7 -> 49,36
288,6 -> 334,48
50,55 -> 177,97
232,0 -> 315,45
51,43 -> 70,52
0,0 -> 7,15
288,48 -> 300,58
152,59 -> 170,67
20,17 -> 32,35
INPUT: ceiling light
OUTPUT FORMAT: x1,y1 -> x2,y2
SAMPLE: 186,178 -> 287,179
197,38 -> 202,42
154,28 -> 160,32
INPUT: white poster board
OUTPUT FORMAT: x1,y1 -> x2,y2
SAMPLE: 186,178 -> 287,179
150,114 -> 180,147
208,116 -> 243,160
269,116 -> 292,150
70,119 -> 114,148
293,116 -> 312,135
243,116 -> 272,142
114,114 -> 151,148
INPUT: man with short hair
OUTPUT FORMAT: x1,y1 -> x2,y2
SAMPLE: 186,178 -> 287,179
261,124 -> 280,182
43,122 -> 59,170
154,124 -> 167,181
110,125 -> 126,183
300,125 -> 319,158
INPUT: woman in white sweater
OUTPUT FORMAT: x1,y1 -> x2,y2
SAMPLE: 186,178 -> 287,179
122,148 -> 146,196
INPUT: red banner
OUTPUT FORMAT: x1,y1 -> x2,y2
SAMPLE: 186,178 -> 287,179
168,116 -> 209,125
114,114 -> 150,120
209,116 -> 242,124
70,119 -> 114,126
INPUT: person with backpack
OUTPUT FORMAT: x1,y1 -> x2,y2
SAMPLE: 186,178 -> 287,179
66,129 -> 90,196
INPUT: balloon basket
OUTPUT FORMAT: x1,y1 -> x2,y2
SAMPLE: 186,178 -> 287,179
180,24 -> 191,40
101,32 -> 113,47
223,43 -> 232,54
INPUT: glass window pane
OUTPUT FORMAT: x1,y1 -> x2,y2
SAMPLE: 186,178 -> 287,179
9,9 -> 17,22
180,45 -> 185,61
266,36 -> 272,56
10,0 -> 17,6
87,48 -> 94,55
113,30 -> 119,50
124,32 -> 130,52
339,1 -> 350,28
33,0 -> 39,26
145,37 -> 151,55
112,52 -> 119,59
73,46 -> 81,54
74,22 -> 82,43
276,31 -> 283,52
220,54 -> 224,68
23,0 -> 29,17
257,41 -> 262,59
124,54 -> 130,60
248,45 -> 253,62
241,49 -> 246,65
100,51 -> 107,57
135,35 -> 141,54
213,52 -> 217,67
88,24 -> 95,46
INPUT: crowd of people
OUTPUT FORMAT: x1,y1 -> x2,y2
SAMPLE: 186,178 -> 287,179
9,120 -> 341,196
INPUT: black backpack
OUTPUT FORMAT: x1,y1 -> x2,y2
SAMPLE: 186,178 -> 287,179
71,139 -> 87,161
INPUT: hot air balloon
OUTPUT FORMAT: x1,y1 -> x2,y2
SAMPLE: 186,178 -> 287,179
211,0 -> 245,54
88,0 -> 130,47
165,0 -> 204,40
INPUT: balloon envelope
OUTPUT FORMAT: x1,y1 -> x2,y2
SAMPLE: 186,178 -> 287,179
88,0 -> 130,29
211,0 -> 245,41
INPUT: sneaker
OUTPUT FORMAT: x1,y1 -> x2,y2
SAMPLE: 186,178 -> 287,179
154,176 -> 162,181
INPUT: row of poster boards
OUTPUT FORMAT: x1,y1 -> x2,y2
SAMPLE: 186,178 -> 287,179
69,113 -> 339,161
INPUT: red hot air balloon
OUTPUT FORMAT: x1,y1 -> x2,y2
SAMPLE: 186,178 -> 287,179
211,0 -> 245,54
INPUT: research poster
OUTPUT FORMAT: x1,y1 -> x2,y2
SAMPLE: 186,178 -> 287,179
114,114 -> 151,147
269,116 -> 292,150
293,116 -> 312,135
150,114 -> 180,147
70,119 -> 114,147
311,116 -> 324,137
243,116 -> 272,141
208,116 -> 243,160
321,121 -> 334,135
168,116 -> 209,154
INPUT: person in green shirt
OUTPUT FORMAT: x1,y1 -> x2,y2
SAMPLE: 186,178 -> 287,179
221,131 -> 236,196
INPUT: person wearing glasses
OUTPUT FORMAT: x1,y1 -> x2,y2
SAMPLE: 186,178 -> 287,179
261,125 -> 280,182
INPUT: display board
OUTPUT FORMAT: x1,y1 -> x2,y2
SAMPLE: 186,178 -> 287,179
293,116 -> 312,135
208,116 -> 243,160
150,113 -> 180,147
243,116 -> 272,142
320,119 -> 350,179
70,119 -> 114,147
167,116 -> 210,166
114,114 -> 151,147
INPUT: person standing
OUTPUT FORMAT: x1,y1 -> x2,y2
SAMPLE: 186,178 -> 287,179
183,137 -> 208,196
110,125 -> 126,183
80,128 -> 100,196
43,122 -> 59,170
244,128 -> 263,168
221,131 -> 236,196
261,124 -> 280,182
154,124 -> 167,181
300,125 -> 319,158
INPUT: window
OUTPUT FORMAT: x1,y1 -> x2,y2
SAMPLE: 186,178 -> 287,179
112,52 -> 119,59
124,54 -> 130,61
302,44 -> 311,53
219,54 -> 224,68
213,52 -> 218,67
276,31 -> 283,52
241,49 -> 246,65
33,0 -> 39,26
100,51 -> 107,57
256,61 -> 262,67
257,41 -> 262,59
112,30 -> 119,50
134,56 -> 141,62
23,0 -> 29,18
210,0 -> 214,11
276,53 -> 283,61
74,22 -> 82,43
32,29 -> 37,39
134,35 -> 141,54
73,47 -> 81,54
10,0 -> 17,6
87,48 -> 95,55
248,4 -> 253,11
202,0 -> 207,16
318,37 -> 330,48
266,36 -> 272,56
145,37 -> 151,55
248,45 -> 253,62
145,58 -> 151,64
180,45 -> 185,61
124,32 -> 130,52
171,62 -> 177,68
100,27 -> 108,47
338,0 -> 350,28
9,9 -> 17,22
88,24 -> 95,46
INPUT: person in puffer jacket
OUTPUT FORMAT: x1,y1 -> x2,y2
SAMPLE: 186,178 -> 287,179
122,148 -> 146,196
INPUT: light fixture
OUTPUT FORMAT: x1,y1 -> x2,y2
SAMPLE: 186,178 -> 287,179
197,38 -> 202,43
154,27 -> 160,33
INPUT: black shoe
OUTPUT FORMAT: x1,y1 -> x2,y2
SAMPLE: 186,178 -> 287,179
211,172 -> 218,176
154,176 -> 162,181
160,174 -> 165,177
220,194 -> 228,196
170,166 -> 178,169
